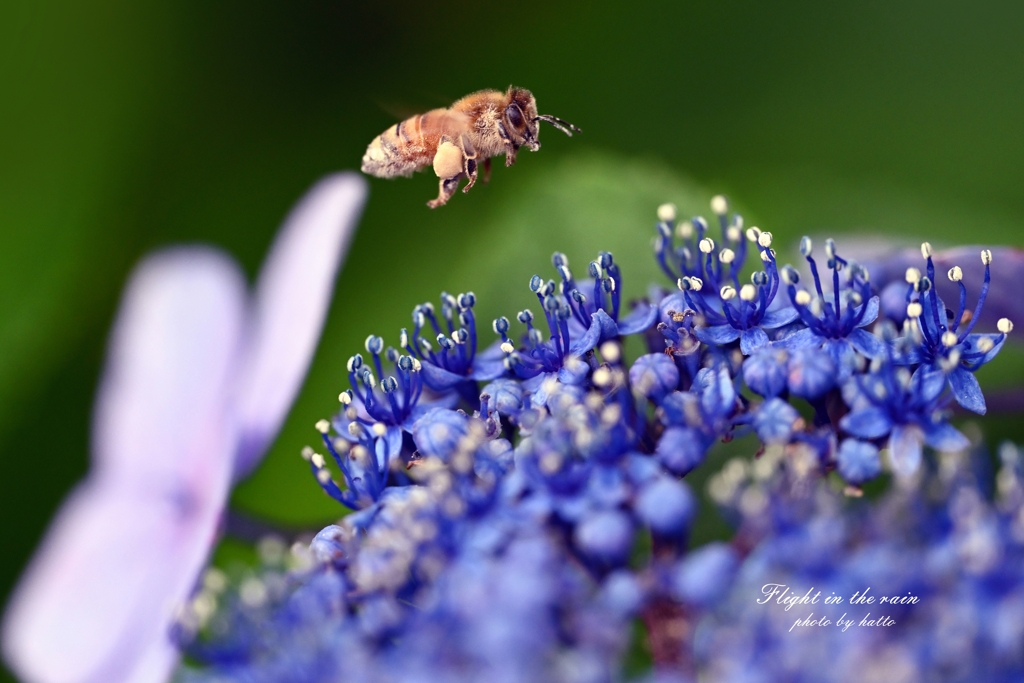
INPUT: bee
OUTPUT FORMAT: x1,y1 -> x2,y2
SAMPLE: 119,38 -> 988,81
361,86 -> 580,208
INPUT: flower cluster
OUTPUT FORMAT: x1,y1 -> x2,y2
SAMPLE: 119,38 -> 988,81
178,196 -> 1016,681
697,440 -> 1024,682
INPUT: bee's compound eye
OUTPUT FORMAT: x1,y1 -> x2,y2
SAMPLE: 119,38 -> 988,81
505,103 -> 524,128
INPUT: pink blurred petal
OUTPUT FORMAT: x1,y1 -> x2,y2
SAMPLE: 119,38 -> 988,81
92,249 -> 247,478
3,249 -> 245,683
232,173 -> 368,477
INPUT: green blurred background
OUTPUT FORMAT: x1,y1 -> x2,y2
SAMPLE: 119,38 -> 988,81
3,1 -> 1024,679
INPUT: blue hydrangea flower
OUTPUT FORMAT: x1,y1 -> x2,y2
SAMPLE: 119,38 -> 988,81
892,243 -> 1011,414
774,237 -> 885,379
501,250 -> 656,387
655,365 -> 738,475
836,438 -> 882,483
840,339 -> 969,477
696,441 -> 1024,683
655,198 -> 798,355
165,196 -> 1019,683
403,291 -> 508,396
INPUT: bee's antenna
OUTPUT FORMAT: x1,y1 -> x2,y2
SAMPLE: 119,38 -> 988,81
534,115 -> 582,137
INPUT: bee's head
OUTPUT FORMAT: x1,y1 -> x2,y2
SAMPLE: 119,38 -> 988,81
503,87 -> 580,152
503,87 -> 541,151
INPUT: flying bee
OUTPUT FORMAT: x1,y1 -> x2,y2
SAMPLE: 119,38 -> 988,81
361,86 -> 580,208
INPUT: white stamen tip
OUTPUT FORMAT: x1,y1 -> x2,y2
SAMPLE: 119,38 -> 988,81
372,422 -> 387,437
905,267 -> 921,284
500,341 -> 515,354
906,302 -> 923,318
745,227 -> 761,243
690,277 -> 704,291
947,266 -> 963,282
657,203 -> 677,222
338,392 -> 352,405
757,231 -> 773,248
311,453 -> 325,469
739,284 -> 757,301
699,238 -> 715,254
920,242 -> 933,259
998,318 -> 1014,334
795,290 -> 812,306
719,248 -> 736,264
978,337 -> 995,353
679,221 -> 693,239
300,446 -> 314,461
315,419 -> 330,434
941,331 -> 959,347
726,226 -> 741,242
599,341 -> 621,363
982,249 -> 993,265
711,195 -> 728,215
720,286 -> 737,301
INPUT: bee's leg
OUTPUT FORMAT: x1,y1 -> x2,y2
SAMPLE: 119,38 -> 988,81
497,121 -> 517,167
460,134 -> 479,193
429,138 -> 465,207
482,157 -> 492,184
427,175 -> 462,208
462,159 -> 479,193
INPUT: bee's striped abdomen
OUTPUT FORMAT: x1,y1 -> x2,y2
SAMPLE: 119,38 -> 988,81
361,111 -> 442,179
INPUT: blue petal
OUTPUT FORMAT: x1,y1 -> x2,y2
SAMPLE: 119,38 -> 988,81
574,510 -> 634,565
383,425 -> 403,464
856,296 -> 880,326
616,302 -> 658,336
888,425 -> 923,477
481,379 -> 524,416
759,306 -> 800,329
657,391 -> 696,427
822,339 -> 857,382
773,327 -> 821,350
742,348 -> 789,398
418,359 -> 468,391
891,342 -> 922,365
786,348 -> 835,399
634,477 -> 695,536
961,333 -> 1006,369
671,543 -> 738,608
523,372 -> 558,408
656,426 -> 710,475
752,398 -> 799,444
557,359 -> 591,385
469,354 -> 508,382
837,439 -> 882,483
411,407 -> 469,461
628,353 -> 680,402
847,327 -> 885,358
923,421 -> 970,453
569,310 -> 617,356
739,327 -> 770,355
694,324 -> 741,346
947,367 -> 986,414
914,367 -> 946,404
839,407 -> 893,439
702,365 -> 736,417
